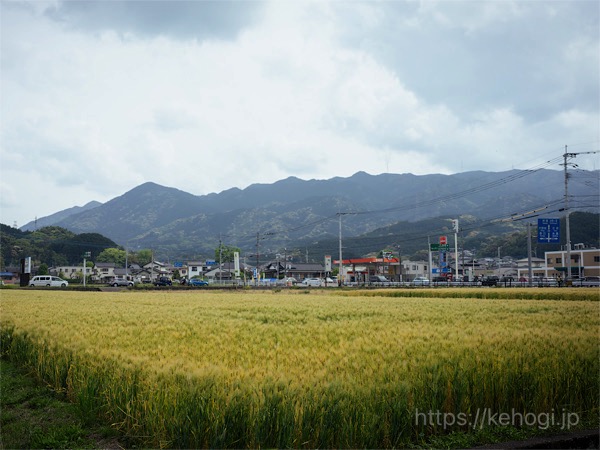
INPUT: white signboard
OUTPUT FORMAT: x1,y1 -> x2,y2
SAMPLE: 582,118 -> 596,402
234,252 -> 240,277
324,255 -> 332,272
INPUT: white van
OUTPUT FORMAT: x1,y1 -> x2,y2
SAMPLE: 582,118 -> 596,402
29,276 -> 69,287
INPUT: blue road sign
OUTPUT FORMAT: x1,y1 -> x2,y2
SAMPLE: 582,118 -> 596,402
538,218 -> 560,243
206,260 -> 216,266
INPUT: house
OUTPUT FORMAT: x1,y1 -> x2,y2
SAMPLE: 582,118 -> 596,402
51,265 -> 88,280
543,246 -> 599,279
187,261 -> 205,279
262,261 -> 286,279
280,262 -> 326,281
514,246 -> 600,280
205,268 -> 233,281
0,270 -> 18,285
143,261 -> 171,280
164,262 -> 188,279
546,246 -> 600,278
132,268 -> 154,283
93,262 -> 116,283
400,259 -> 429,281
515,257 -> 545,270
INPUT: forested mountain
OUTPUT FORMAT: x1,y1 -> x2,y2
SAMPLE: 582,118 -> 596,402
0,225 -> 117,268
1,212 -> 597,268
16,169 -> 599,261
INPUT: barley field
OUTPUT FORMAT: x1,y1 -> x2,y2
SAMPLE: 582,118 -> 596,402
1,289 -> 598,448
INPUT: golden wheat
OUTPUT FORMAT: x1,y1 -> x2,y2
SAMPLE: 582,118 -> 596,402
1,289 -> 597,448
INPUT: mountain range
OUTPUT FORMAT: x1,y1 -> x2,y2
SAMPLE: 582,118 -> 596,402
20,169 -> 598,260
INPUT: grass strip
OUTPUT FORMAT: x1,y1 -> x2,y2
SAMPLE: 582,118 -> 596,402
0,358 -> 124,449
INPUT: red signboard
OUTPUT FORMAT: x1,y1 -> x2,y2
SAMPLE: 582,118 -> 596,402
439,236 -> 447,245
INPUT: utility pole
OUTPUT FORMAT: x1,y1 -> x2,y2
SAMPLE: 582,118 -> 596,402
562,147 -> 599,281
397,244 -> 402,282
256,232 -> 260,274
338,213 -> 345,286
564,146 -> 572,281
427,236 -> 433,282
452,219 -> 459,279
527,222 -> 533,287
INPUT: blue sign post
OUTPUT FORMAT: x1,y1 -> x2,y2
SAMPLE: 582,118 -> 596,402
537,218 -> 560,243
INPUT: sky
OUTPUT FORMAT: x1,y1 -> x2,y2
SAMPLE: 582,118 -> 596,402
1,0 -> 599,228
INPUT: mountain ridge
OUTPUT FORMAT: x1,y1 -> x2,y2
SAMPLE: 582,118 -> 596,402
19,169 -> 599,259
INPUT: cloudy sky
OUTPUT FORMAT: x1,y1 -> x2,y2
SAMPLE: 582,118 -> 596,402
1,0 -> 598,227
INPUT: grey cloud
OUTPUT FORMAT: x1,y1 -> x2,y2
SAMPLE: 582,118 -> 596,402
334,1 -> 599,123
44,0 -> 264,40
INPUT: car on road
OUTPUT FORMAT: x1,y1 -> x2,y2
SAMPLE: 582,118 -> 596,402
481,276 -> 499,286
573,276 -> 600,287
189,278 -> 209,286
323,277 -> 337,286
532,277 -> 558,287
111,279 -> 133,287
153,277 -> 173,286
29,276 -> 69,288
369,275 -> 390,285
411,276 -> 430,286
302,278 -> 322,287
277,277 -> 300,286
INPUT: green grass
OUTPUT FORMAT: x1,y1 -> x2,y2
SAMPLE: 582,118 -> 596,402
0,358 -> 124,449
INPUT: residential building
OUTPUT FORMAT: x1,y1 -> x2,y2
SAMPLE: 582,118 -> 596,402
401,259 -> 429,281
93,262 -> 116,282
514,247 -> 600,280
187,261 -> 205,279
51,265 -> 88,279
543,247 -> 600,278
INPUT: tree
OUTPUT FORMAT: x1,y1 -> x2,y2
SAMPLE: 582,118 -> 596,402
38,263 -> 49,275
133,249 -> 153,266
215,245 -> 241,263
97,248 -> 126,266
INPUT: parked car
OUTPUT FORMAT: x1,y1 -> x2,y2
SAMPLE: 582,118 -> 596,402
302,278 -> 322,287
29,276 -> 68,288
411,277 -> 430,286
153,277 -> 173,286
111,278 -> 133,287
277,277 -> 299,286
532,277 -> 558,287
573,276 -> 600,287
189,278 -> 208,286
369,275 -> 390,285
481,276 -> 499,286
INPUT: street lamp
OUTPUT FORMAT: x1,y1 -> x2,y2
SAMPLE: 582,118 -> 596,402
82,251 -> 91,287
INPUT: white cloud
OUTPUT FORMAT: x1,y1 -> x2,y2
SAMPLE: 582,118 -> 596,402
1,0 -> 598,227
